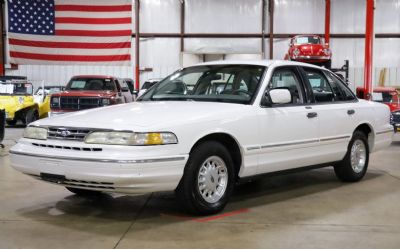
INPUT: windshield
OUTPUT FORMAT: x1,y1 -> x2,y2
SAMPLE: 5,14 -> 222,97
35,86 -> 64,95
0,83 -> 33,95
372,91 -> 399,103
66,78 -> 115,91
294,36 -> 321,45
139,65 -> 265,104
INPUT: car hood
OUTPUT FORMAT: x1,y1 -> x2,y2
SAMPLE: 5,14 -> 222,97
294,44 -> 325,55
52,90 -> 116,98
32,101 -> 252,131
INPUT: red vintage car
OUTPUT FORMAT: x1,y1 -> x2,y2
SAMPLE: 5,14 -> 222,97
356,86 -> 400,132
284,35 -> 332,68
49,75 -> 134,117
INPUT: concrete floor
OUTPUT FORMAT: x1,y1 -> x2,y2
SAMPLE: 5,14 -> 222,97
1,127 -> 400,249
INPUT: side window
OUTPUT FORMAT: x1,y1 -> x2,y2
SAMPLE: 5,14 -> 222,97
326,72 -> 357,101
268,68 -> 304,104
303,68 -> 334,103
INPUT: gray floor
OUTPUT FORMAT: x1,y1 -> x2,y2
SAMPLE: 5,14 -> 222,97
1,127 -> 400,249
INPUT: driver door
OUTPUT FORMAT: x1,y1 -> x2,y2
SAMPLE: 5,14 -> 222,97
256,66 -> 320,174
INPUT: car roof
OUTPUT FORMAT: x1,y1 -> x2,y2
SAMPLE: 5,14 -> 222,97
293,34 -> 322,38
192,59 -> 324,70
72,75 -> 115,79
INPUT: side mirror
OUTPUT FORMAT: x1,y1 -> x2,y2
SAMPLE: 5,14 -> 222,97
132,89 -> 138,95
270,89 -> 292,104
262,89 -> 292,106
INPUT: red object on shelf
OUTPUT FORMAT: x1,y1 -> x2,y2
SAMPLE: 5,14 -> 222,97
284,35 -> 332,68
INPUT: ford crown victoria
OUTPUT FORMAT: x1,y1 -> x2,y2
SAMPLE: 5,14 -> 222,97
10,61 -> 393,215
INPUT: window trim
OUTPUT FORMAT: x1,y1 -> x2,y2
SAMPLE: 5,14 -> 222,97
259,65 -> 308,108
299,66 -> 358,105
323,70 -> 358,102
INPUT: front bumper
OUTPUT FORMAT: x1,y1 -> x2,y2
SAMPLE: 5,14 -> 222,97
292,55 -> 331,62
10,139 -> 188,194
394,123 -> 400,133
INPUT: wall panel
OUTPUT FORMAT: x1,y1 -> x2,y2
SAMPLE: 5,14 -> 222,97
185,0 -> 262,34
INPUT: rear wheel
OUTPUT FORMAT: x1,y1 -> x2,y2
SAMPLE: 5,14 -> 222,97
176,141 -> 235,215
334,131 -> 369,182
323,60 -> 332,69
66,187 -> 101,196
6,119 -> 17,126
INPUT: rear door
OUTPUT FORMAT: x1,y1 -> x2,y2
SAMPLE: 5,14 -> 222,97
299,67 -> 358,163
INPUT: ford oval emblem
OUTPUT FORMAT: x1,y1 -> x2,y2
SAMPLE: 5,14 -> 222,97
60,130 -> 71,137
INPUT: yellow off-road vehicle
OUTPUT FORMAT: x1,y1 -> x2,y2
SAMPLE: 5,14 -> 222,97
0,80 -> 47,126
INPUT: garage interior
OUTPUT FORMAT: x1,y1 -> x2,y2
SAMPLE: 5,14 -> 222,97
1,0 -> 400,249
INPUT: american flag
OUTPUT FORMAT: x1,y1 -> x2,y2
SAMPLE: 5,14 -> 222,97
7,0 -> 132,66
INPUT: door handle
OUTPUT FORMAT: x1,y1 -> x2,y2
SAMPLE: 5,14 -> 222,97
307,112 -> 318,118
347,109 -> 355,115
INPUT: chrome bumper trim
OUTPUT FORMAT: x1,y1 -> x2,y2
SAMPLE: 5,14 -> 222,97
320,135 -> 351,142
9,150 -> 186,164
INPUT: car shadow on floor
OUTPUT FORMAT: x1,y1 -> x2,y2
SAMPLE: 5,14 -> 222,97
15,167 -> 387,235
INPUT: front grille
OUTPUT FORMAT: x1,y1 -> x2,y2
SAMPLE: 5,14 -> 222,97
47,127 -> 92,141
32,142 -> 102,152
393,112 -> 400,123
33,175 -> 115,190
59,96 -> 101,110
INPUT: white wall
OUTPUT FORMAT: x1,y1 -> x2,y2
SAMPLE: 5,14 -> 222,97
5,0 -> 400,89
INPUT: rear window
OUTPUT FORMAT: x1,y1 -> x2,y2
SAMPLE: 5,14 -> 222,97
66,78 -> 115,91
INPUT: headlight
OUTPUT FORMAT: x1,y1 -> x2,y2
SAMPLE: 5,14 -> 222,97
23,127 -> 47,140
84,131 -> 178,145
101,98 -> 111,106
323,48 -> 331,55
293,48 -> 300,57
51,97 -> 60,108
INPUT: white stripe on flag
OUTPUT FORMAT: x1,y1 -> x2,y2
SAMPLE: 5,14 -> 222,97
56,11 -> 132,19
10,45 -> 131,56
54,0 -> 132,6
9,33 -> 131,43
55,23 -> 132,31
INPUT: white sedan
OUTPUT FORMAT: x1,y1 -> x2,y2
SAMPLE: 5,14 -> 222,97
10,60 -> 393,215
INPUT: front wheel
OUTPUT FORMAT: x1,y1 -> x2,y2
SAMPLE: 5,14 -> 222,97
176,141 -> 235,215
334,131 -> 369,182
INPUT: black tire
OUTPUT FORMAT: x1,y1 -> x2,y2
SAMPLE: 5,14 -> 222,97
66,187 -> 100,196
334,131 -> 369,182
176,141 -> 235,215
23,109 -> 38,125
6,119 -> 17,126
323,60 -> 332,69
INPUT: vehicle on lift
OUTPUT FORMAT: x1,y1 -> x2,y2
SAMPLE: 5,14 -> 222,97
11,61 -> 393,215
356,86 -> 400,132
0,80 -> 46,126
138,78 -> 162,97
49,75 -> 133,117
285,35 -> 332,68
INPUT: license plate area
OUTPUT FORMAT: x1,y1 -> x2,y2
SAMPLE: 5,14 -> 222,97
40,173 -> 66,184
